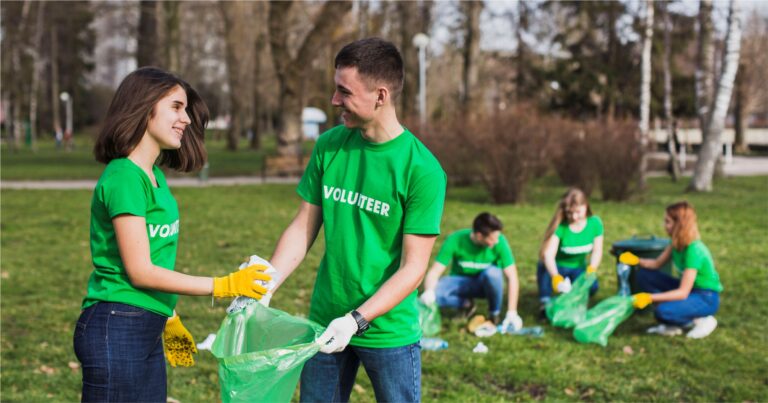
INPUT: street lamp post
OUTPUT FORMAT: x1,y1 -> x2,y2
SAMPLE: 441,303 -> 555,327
412,33 -> 430,127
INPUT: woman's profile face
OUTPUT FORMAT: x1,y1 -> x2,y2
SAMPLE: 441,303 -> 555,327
566,203 -> 588,224
145,85 -> 191,150
664,213 -> 675,236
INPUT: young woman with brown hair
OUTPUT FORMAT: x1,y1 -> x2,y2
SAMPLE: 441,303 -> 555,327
537,188 -> 604,314
622,201 -> 722,338
74,67 -> 270,402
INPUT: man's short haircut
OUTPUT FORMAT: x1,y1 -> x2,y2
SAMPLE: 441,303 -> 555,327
473,212 -> 503,236
334,37 -> 404,100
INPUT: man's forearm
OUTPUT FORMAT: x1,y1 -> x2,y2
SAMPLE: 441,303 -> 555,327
356,262 -> 426,321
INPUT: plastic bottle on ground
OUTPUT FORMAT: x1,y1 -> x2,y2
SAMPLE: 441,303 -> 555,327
420,337 -> 448,351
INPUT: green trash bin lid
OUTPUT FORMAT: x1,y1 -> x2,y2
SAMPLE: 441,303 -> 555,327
610,236 -> 670,256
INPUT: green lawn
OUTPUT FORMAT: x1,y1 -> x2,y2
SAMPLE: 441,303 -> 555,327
1,177 -> 767,401
0,132 -> 316,181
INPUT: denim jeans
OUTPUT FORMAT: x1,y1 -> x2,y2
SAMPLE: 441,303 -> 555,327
536,261 -> 599,303
435,266 -> 504,315
634,268 -> 720,326
73,302 -> 168,402
300,343 -> 421,403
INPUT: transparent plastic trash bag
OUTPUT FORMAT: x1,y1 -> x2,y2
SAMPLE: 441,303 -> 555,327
546,273 -> 597,328
573,295 -> 635,347
211,302 -> 324,403
417,300 -> 442,337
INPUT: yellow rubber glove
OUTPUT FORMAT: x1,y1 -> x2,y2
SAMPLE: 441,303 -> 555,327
619,252 -> 640,266
213,264 -> 270,299
163,314 -> 197,367
586,265 -> 597,274
632,292 -> 653,309
552,274 -> 565,292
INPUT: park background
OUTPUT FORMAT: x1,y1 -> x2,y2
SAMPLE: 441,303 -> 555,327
2,0 -> 767,401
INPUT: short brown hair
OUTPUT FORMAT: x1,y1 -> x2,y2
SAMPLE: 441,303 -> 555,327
94,67 -> 208,172
334,37 -> 404,100
666,201 -> 700,250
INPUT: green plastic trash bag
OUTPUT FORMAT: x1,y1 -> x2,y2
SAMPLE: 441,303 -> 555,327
211,302 -> 324,403
573,295 -> 635,347
418,300 -> 442,337
546,273 -> 597,328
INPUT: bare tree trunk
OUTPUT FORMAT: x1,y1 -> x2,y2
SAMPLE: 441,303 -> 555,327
638,0 -> 654,188
251,16 -> 266,150
220,1 -> 256,151
28,1 -> 45,152
690,0 -> 741,192
694,0 -> 714,131
51,25 -> 62,146
269,0 -> 352,157
137,0 -> 158,67
733,62 -> 748,153
163,1 -> 181,72
662,0 -> 680,180
396,1 -> 419,119
515,1 -> 530,103
460,0 -> 482,116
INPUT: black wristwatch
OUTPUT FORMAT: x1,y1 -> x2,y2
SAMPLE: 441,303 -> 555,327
350,310 -> 370,336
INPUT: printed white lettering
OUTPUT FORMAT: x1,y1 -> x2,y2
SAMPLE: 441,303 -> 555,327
148,219 -> 179,238
320,185 -> 393,217
323,185 -> 334,199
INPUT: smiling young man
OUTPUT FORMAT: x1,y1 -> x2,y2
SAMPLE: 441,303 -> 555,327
420,213 -> 522,330
267,38 -> 447,402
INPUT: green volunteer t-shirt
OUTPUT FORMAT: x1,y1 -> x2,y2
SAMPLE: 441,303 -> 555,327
82,158 -> 180,317
671,239 -> 723,292
554,215 -> 604,268
297,125 -> 446,348
436,229 -> 515,276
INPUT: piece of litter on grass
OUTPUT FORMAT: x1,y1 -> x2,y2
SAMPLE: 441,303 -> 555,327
472,342 -> 489,353
564,387 -> 576,396
353,384 -> 366,394
68,361 -> 80,372
623,345 -> 634,355
196,333 -> 217,351
167,397 -> 181,403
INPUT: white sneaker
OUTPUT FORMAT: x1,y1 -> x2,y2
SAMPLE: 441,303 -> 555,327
686,316 -> 717,339
646,324 -> 683,336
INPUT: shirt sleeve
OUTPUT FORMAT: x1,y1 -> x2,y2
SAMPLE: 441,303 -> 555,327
100,170 -> 149,218
435,234 -> 456,266
403,168 -> 447,235
684,243 -> 705,271
554,223 -> 566,238
497,235 -> 515,267
296,140 -> 324,206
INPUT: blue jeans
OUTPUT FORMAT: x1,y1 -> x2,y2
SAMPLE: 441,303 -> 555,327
634,268 -> 720,326
435,266 -> 504,315
73,302 -> 168,402
300,343 -> 421,403
536,261 -> 599,303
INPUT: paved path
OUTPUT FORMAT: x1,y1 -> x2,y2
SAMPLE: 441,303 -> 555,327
1,176 -> 299,190
2,156 -> 766,190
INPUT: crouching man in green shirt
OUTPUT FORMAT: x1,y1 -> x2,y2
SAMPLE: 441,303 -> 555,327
420,213 -> 522,330
267,38 -> 446,402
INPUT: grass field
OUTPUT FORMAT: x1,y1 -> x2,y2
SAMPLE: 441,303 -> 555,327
1,175 -> 767,402
0,133 -> 316,181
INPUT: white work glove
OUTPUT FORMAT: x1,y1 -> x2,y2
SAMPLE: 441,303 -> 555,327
316,314 -> 358,354
501,311 -> 523,332
420,289 -> 436,305
557,277 -> 572,294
